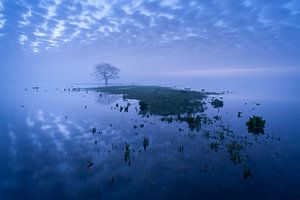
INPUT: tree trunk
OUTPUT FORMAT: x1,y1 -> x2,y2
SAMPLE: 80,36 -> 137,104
105,78 -> 108,87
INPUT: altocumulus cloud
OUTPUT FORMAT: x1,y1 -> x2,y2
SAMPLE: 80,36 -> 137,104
0,0 -> 298,55
0,0 -> 5,30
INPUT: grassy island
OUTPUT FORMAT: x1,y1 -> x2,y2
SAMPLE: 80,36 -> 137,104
88,85 -> 220,116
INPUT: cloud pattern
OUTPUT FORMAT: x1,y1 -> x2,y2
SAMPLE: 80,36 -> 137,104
0,0 -> 299,53
0,1 -> 5,30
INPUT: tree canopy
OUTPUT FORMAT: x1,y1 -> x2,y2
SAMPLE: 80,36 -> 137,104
93,63 -> 120,86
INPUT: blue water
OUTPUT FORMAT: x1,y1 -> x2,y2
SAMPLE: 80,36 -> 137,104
0,82 -> 299,199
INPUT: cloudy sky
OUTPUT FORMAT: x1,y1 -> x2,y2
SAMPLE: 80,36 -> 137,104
0,0 -> 299,83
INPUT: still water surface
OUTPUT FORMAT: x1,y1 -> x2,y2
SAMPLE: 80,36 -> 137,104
0,83 -> 299,199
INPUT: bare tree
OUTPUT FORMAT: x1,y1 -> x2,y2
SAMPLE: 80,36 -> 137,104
93,63 -> 120,86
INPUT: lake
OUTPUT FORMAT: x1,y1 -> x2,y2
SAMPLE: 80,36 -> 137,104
0,81 -> 299,200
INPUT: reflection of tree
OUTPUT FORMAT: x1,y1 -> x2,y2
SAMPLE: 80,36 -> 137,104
94,92 -> 121,105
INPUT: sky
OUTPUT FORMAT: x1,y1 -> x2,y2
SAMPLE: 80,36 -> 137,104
0,0 -> 299,84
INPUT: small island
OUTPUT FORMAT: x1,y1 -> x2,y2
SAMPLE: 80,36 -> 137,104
87,85 -> 221,116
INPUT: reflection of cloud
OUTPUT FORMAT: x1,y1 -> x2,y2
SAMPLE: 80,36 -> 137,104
26,117 -> 35,127
26,111 -> 83,140
25,110 -> 86,153
8,131 -> 16,144
41,125 -> 52,130
53,116 -> 70,139
37,110 -> 44,121
8,130 -> 17,156
67,120 -> 84,132
56,123 -> 70,139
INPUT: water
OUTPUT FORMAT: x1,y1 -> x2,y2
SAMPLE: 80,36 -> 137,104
0,82 -> 299,199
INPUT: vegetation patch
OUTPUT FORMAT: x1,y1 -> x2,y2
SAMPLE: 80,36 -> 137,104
211,98 -> 224,108
178,145 -> 184,153
143,137 -> 149,151
210,142 -> 220,152
246,116 -> 266,134
177,115 -> 202,131
227,141 -> 243,164
159,114 -> 214,131
89,86 -> 219,116
124,143 -> 131,165
243,167 -> 252,179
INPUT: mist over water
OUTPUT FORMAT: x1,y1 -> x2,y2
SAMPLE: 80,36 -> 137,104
118,73 -> 300,103
1,73 -> 300,199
